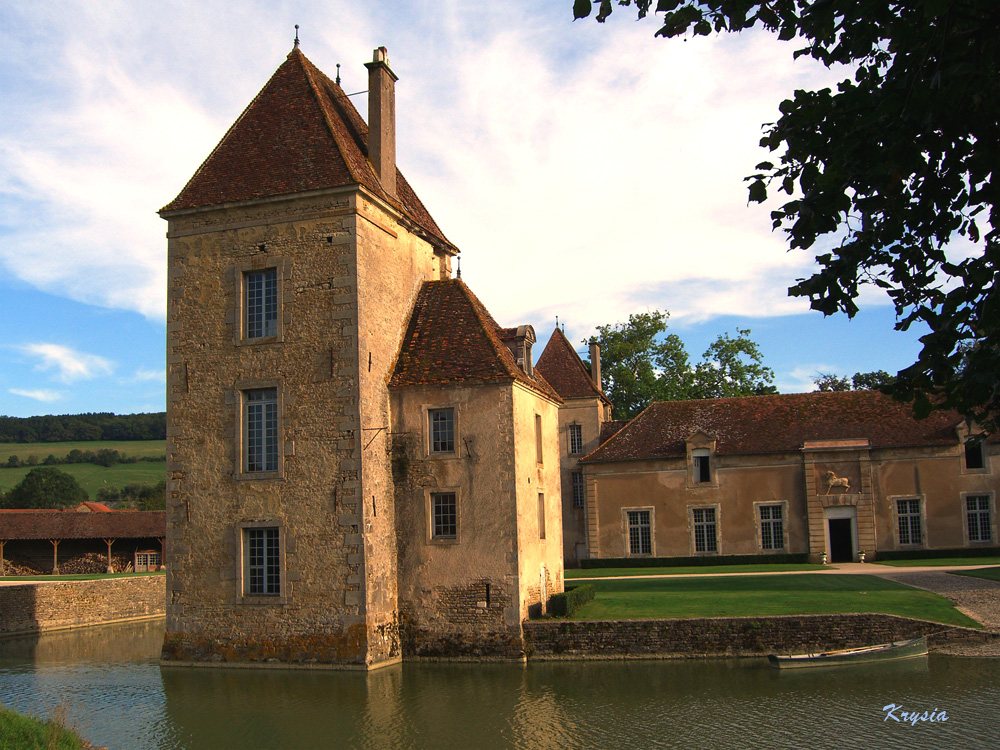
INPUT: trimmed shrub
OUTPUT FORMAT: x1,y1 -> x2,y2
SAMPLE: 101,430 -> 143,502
876,547 -> 1000,561
580,553 -> 810,569
548,584 -> 595,617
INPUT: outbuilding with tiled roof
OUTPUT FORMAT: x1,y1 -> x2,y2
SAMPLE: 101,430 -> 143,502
575,390 -> 999,567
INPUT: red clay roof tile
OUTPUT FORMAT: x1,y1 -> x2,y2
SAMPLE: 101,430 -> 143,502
535,327 -> 608,403
582,391 -> 977,463
160,48 -> 454,252
0,510 -> 165,541
389,280 -> 561,402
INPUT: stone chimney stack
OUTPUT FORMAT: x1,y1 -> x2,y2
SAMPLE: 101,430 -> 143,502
589,337 -> 602,391
365,46 -> 398,198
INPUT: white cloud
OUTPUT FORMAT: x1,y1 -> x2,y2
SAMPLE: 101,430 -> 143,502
128,368 -> 166,384
779,365 -> 840,394
19,343 -> 114,383
9,388 -> 62,403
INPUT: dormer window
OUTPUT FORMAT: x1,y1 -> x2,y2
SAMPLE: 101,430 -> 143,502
965,438 -> 985,470
692,449 -> 711,483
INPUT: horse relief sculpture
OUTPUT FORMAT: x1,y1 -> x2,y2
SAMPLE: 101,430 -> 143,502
823,471 -> 851,494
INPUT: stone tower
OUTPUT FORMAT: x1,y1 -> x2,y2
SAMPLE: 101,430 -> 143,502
160,46 -> 457,667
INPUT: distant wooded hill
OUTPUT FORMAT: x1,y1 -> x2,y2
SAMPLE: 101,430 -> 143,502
0,413 -> 166,443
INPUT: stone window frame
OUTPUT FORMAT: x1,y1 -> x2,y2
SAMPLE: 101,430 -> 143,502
891,495 -> 925,548
755,501 -> 788,552
538,492 -> 547,540
685,433 -> 718,489
228,255 -> 291,346
568,423 -> 584,455
235,519 -> 287,605
962,491 -> 995,546
688,503 -> 721,555
962,437 -> 990,474
426,487 -> 461,544
623,506 -> 654,557
230,378 -> 287,481
424,404 -> 459,457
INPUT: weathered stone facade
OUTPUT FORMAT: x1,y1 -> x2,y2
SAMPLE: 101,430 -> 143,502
161,46 -> 563,667
0,575 -> 165,637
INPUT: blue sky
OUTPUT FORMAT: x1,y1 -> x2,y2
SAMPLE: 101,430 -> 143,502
0,1 -> 935,418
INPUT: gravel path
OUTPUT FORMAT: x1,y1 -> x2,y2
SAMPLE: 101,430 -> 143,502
863,567 -> 1000,656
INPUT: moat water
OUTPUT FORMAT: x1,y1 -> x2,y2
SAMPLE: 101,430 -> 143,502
1,620 -> 999,749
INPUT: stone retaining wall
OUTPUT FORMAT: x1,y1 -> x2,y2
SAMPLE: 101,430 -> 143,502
0,575 -> 165,637
523,614 -> 983,659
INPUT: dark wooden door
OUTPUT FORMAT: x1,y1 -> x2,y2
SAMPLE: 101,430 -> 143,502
828,518 -> 854,562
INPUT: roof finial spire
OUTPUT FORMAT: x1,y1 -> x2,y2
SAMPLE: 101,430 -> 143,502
294,25 -> 300,49
336,63 -> 341,86
457,256 -> 462,279
555,315 -> 559,330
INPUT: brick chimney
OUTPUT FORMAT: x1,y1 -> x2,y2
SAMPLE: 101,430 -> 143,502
589,337 -> 602,390
365,47 -> 398,199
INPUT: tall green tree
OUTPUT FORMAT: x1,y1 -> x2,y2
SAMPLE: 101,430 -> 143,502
814,370 -> 894,392
591,310 -> 775,418
1,467 -> 88,509
574,0 -> 1000,428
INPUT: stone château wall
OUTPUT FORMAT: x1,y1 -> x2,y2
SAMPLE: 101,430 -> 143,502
0,575 -> 165,637
523,614 -> 979,659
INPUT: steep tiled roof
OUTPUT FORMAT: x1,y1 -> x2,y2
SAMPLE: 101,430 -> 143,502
582,391 -> 976,463
160,48 -> 455,252
535,327 -> 609,403
389,280 -> 561,403
0,510 -> 165,541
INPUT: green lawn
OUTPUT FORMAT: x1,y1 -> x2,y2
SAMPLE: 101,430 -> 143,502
0,459 -> 165,496
567,563 -> 826,579
951,566 -> 1000,582
569,573 -> 980,628
873,556 -> 1000,567
0,439 -> 165,463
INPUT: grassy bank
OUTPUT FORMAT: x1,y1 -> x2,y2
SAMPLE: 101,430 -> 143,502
567,563 -> 825,579
0,705 -> 88,750
569,574 -> 980,628
0,440 -> 165,463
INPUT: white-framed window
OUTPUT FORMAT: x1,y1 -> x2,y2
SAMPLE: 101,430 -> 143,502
627,509 -> 652,556
244,388 -> 278,473
245,526 -> 281,596
538,492 -> 546,539
759,504 -> 784,551
431,491 -> 458,541
245,268 -> 278,339
429,408 -> 455,454
966,494 -> 993,543
692,507 -> 718,553
535,414 -> 544,464
571,471 -> 585,509
569,424 -> 583,455
692,449 -> 711,484
231,256 -> 287,344
897,498 -> 923,546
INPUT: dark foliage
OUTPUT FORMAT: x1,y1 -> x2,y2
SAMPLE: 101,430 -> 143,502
1,467 -> 88,509
575,0 -> 1000,428
0,412 -> 165,443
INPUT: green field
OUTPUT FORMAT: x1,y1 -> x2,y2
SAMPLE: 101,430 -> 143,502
567,563 -> 826,579
0,440 -> 166,496
569,573 -> 980,628
0,439 -> 165,462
